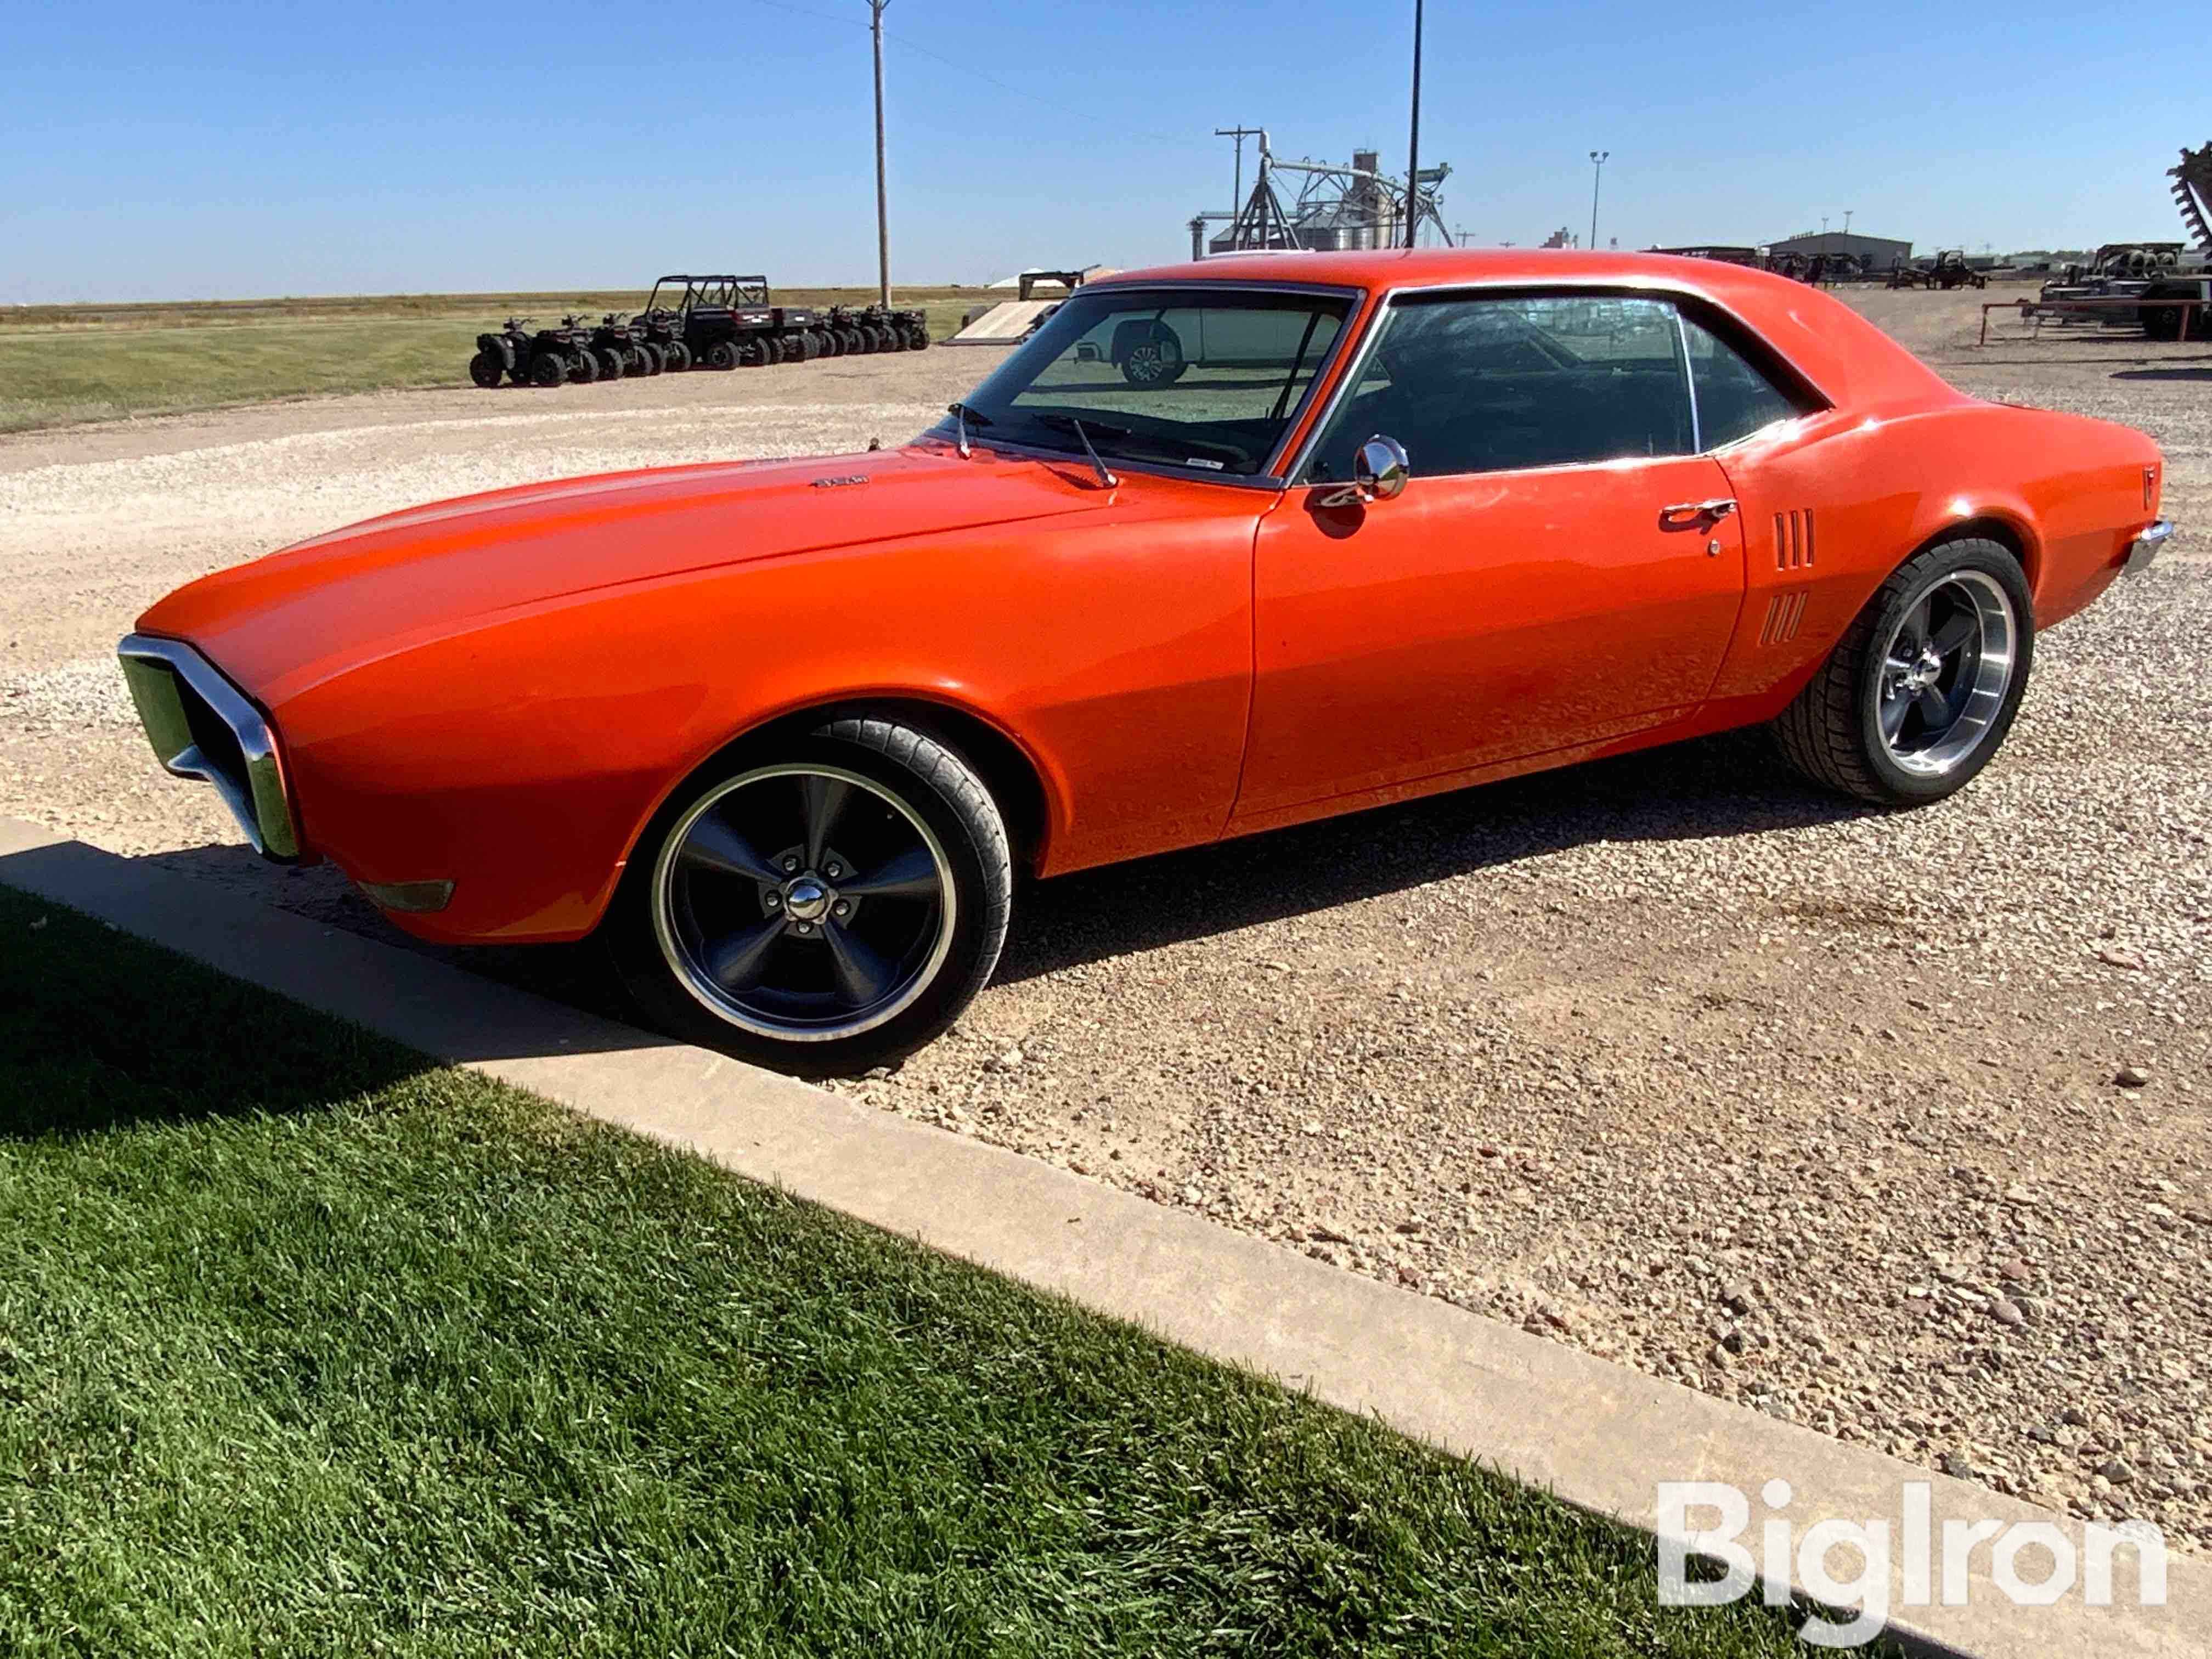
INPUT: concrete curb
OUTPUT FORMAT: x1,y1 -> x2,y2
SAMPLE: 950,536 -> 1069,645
3,818 -> 2201,1657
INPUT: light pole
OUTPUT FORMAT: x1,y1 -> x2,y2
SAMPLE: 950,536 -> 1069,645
1404,0 -> 1424,248
1844,208 -> 1854,234
870,0 -> 890,307
1588,150 -> 1608,250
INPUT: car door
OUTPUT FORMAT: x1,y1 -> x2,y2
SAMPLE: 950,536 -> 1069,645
1232,291 -> 1748,822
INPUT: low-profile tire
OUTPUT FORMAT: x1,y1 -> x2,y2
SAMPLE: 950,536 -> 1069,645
529,352 -> 567,387
468,349 -> 505,388
1772,537 -> 2034,806
610,717 -> 1013,1074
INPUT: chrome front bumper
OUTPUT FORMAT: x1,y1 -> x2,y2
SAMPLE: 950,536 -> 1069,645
116,634 -> 301,860
2125,520 -> 2175,574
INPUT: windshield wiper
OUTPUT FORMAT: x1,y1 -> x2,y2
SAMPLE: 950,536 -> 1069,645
1029,413 -> 1119,488
946,401 -> 992,458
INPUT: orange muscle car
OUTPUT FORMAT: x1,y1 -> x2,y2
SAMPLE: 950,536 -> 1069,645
120,250 -> 2173,1070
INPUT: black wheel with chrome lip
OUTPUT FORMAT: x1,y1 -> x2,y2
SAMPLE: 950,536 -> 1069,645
611,718 -> 1012,1074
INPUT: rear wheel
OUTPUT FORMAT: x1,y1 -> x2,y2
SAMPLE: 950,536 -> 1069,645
905,325 -> 930,352
628,345 -> 654,376
663,341 -> 693,372
569,351 -> 598,383
839,327 -> 865,354
705,340 -> 741,370
1773,537 -> 2034,806
529,351 -> 567,387
468,349 -> 505,388
595,347 -> 626,380
611,718 -> 1013,1074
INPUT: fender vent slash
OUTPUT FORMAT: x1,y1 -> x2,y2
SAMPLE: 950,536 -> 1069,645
1775,509 -> 1816,571
1760,589 -> 1810,645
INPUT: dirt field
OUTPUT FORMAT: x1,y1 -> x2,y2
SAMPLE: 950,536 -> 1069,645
5,286 -> 2209,1552
0,287 -> 978,433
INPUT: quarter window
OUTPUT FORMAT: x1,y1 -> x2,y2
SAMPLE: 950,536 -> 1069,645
1304,294 -> 1694,481
1680,316 -> 1805,448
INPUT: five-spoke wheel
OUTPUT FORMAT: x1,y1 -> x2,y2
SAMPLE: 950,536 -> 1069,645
613,719 -> 1013,1073
1775,537 -> 2034,805
654,764 -> 955,1042
1874,569 -> 2016,776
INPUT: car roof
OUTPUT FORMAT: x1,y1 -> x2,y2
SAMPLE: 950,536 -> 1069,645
1090,248 -> 1957,414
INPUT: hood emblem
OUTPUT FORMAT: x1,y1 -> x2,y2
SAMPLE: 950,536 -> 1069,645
811,474 -> 870,489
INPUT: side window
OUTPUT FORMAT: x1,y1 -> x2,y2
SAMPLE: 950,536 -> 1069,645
1681,316 -> 1804,449
1304,295 -> 1692,481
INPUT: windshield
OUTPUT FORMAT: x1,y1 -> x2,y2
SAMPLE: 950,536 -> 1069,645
944,286 -> 1354,478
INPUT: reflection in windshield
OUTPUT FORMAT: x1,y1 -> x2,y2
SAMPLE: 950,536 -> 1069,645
946,287 -> 1353,477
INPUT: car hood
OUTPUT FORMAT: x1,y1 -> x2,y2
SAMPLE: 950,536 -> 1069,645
135,444 -> 1111,704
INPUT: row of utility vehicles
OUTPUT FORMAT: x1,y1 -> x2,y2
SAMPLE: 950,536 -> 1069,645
468,275 -> 930,388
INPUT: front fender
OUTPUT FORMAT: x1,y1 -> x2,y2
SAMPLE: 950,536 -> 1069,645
272,489 -> 1260,942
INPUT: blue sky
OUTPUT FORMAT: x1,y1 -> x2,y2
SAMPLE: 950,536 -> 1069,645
0,0 -> 2196,302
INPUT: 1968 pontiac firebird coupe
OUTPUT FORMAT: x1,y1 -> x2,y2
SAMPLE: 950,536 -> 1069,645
121,250 -> 2173,1070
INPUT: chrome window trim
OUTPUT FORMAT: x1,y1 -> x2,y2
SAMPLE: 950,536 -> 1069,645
1675,307 -> 1705,455
1283,276 -> 1832,487
929,279 -> 1366,488
116,633 -> 301,861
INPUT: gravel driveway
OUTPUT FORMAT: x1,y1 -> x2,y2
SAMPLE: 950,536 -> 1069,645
5,294 -> 2209,1551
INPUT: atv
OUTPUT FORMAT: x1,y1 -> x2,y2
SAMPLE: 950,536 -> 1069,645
631,306 -> 693,373
589,313 -> 658,379
470,316 -> 595,388
469,318 -> 531,387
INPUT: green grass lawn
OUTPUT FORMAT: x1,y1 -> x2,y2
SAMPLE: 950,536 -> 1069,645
0,885 -> 1842,1656
0,287 -> 979,434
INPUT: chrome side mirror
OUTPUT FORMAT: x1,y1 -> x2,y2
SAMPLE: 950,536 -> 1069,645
1355,435 -> 1410,501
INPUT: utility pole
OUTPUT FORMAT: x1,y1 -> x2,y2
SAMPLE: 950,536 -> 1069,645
1215,126 -> 1262,225
1588,150 -> 1609,251
1404,0 -> 1424,248
871,0 -> 891,307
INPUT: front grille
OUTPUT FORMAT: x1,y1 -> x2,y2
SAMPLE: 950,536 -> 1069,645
117,635 -> 301,861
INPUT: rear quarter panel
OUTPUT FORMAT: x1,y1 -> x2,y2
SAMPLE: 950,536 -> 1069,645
1700,399 -> 2159,721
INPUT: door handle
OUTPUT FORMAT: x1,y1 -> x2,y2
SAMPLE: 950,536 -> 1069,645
1660,498 -> 1737,526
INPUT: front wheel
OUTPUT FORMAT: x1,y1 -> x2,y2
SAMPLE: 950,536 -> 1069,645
663,341 -> 693,372
468,349 -> 505,388
1773,537 -> 2034,805
610,718 -> 1013,1074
